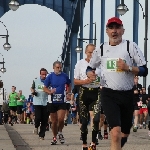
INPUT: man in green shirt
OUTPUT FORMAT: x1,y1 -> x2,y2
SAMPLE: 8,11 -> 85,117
17,90 -> 25,123
8,86 -> 18,125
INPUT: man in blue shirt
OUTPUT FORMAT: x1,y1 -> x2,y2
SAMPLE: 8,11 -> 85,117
44,61 -> 71,145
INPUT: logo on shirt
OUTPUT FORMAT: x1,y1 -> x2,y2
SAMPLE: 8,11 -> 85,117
37,85 -> 44,91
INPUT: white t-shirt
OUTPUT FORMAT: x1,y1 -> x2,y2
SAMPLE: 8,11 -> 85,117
89,40 -> 146,91
74,59 -> 101,88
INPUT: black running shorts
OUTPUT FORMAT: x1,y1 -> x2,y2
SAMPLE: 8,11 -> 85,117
9,106 -> 17,112
47,103 -> 66,113
101,87 -> 134,134
17,105 -> 23,114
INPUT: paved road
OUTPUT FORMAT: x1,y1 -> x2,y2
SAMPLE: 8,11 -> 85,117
1,124 -> 150,150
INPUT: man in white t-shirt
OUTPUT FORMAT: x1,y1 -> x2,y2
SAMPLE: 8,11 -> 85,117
86,17 -> 148,150
74,43 -> 101,150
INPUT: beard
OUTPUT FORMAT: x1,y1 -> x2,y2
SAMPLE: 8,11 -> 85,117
54,71 -> 61,75
109,36 -> 122,43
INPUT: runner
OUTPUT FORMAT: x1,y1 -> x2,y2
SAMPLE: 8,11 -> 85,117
17,90 -> 25,124
64,84 -> 71,126
74,43 -> 101,150
86,17 -> 148,150
44,61 -> 71,145
8,86 -> 18,125
133,76 -> 142,132
139,87 -> 149,129
31,68 -> 48,140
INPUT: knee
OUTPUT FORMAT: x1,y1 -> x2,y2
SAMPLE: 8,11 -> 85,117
58,117 -> 64,123
111,127 -> 121,142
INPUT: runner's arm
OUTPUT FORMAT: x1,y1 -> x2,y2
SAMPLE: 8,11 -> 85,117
31,80 -> 35,93
87,47 -> 101,71
43,74 -> 52,95
74,62 -> 93,85
130,42 -> 148,77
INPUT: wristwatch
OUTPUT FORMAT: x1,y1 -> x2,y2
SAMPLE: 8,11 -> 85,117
128,66 -> 133,72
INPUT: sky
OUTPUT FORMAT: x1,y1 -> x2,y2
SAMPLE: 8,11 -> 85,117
0,0 -> 149,97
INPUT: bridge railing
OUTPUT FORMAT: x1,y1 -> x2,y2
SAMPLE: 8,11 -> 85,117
61,0 -> 79,71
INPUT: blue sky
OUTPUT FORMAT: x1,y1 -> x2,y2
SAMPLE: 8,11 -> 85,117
0,0 -> 149,97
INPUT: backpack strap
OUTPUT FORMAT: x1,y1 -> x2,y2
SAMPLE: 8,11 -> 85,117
126,40 -> 132,59
100,43 -> 104,56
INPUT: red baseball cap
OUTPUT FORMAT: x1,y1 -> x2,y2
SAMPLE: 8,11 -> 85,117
106,17 -> 123,26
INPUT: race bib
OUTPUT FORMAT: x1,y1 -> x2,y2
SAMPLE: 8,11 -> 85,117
52,94 -> 63,103
107,58 -> 126,72
26,110 -> 30,113
90,75 -> 100,85
37,85 -> 44,91
142,104 -> 147,108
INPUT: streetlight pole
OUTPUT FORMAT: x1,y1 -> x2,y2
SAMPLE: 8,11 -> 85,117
0,20 -> 11,51
143,0 -> 148,88
75,38 -> 97,53
77,22 -> 97,53
0,53 -> 6,73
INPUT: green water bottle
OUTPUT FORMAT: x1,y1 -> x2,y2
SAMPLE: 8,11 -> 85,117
26,117 -> 30,124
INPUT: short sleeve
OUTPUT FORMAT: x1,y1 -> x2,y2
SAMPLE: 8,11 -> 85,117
89,47 -> 101,68
65,74 -> 71,84
44,74 -> 51,87
130,42 -> 146,66
74,61 -> 80,79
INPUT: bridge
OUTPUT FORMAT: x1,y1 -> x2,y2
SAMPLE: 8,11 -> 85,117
0,0 -> 140,85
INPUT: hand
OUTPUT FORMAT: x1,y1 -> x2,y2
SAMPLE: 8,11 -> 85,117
117,58 -> 128,71
51,88 -> 56,94
87,70 -> 96,81
84,78 -> 94,84
134,90 -> 138,94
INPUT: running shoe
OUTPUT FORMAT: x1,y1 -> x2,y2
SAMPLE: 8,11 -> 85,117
133,126 -> 137,132
98,132 -> 103,140
58,133 -> 65,144
51,137 -> 57,145
39,137 -> 44,140
88,144 -> 96,150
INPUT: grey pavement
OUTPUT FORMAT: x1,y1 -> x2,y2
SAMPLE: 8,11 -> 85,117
1,124 -> 150,150
0,125 -> 16,150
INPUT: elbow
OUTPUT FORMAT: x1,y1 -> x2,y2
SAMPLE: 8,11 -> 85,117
138,65 -> 148,77
30,88 -> 34,93
74,79 -> 78,85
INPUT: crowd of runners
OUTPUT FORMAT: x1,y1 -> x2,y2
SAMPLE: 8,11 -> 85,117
0,17 -> 149,150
